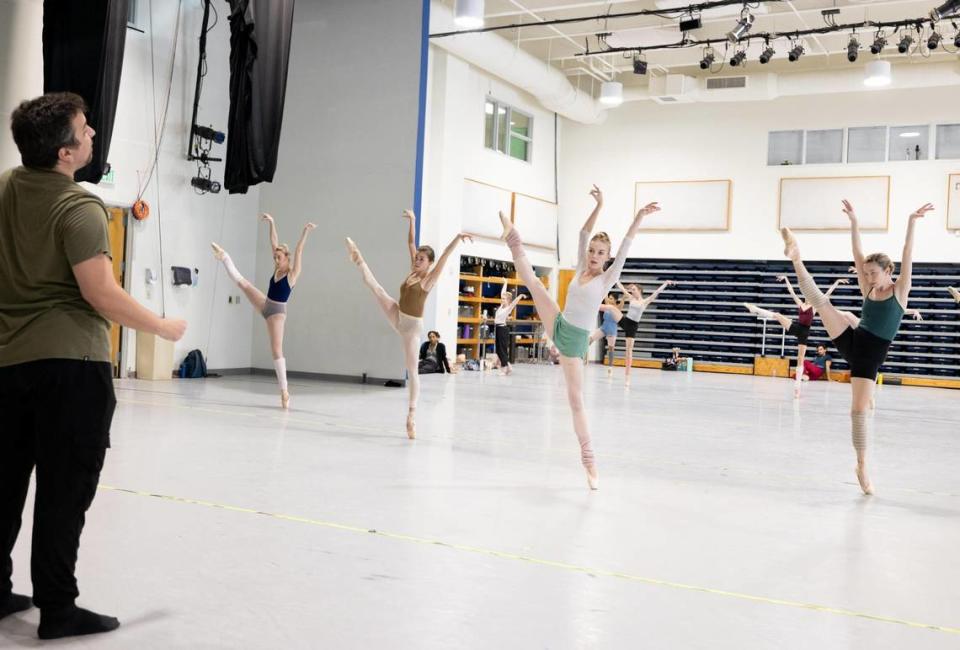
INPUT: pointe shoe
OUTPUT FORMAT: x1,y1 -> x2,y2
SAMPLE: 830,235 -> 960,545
497,210 -> 513,240
345,237 -> 363,265
585,466 -> 599,490
856,465 -> 874,495
948,286 -> 960,303
780,227 -> 800,260
406,411 -> 416,440
210,242 -> 226,260
280,390 -> 289,409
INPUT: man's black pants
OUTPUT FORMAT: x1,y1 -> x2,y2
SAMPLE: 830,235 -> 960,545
0,359 -> 115,610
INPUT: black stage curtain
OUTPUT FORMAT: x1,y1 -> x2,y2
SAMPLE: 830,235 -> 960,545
43,0 -> 127,184
225,0 -> 295,194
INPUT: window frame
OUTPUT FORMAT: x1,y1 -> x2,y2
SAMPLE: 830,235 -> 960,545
483,98 -> 533,164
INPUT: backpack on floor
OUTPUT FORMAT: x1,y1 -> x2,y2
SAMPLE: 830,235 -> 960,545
178,349 -> 207,378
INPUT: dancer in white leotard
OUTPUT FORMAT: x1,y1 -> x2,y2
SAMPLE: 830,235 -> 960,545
493,284 -> 526,375
614,280 -> 674,385
497,185 -> 661,489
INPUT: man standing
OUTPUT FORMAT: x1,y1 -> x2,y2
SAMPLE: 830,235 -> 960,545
0,92 -> 186,640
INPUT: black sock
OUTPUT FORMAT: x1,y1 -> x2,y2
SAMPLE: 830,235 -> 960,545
0,592 -> 32,619
38,605 -> 120,640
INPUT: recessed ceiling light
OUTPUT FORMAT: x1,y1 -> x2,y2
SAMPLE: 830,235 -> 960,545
899,132 -> 921,138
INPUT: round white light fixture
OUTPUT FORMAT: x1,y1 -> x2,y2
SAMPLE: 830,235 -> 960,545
454,0 -> 484,29
599,81 -> 624,107
863,60 -> 891,87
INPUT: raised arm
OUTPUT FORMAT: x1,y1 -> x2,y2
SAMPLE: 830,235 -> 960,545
402,209 -> 418,266
841,200 -> 870,297
575,186 -> 604,272
500,283 -> 510,302
261,213 -> 280,251
581,185 -> 603,234
507,293 -> 526,312
603,201 -> 660,285
643,280 -> 674,307
823,278 -> 849,299
422,232 -> 473,292
777,275 -> 804,308
289,222 -> 316,285
895,203 -> 934,305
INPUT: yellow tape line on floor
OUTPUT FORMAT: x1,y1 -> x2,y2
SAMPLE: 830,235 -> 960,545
97,483 -> 960,636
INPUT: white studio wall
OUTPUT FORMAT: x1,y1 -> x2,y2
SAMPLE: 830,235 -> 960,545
421,49 -> 559,347
0,0 -> 261,375
559,84 -> 960,267
252,0 -> 429,382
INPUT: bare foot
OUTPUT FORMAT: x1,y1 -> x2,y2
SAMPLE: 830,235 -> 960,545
211,242 -> 226,260
780,227 -> 800,261
585,465 -> 599,490
497,210 -> 512,240
856,464 -> 874,495
948,286 -> 960,303
280,390 -> 289,410
406,410 -> 416,440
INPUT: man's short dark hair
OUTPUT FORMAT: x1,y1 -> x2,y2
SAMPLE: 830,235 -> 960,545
10,92 -> 88,169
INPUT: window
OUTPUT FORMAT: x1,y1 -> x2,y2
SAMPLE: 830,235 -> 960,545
935,124 -> 960,160
484,99 -> 533,162
847,126 -> 887,163
767,130 -> 803,166
889,125 -> 929,161
804,129 -> 843,164
127,0 -> 141,29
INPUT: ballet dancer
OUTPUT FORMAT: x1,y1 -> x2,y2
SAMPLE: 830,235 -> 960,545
346,209 -> 471,439
498,184 -> 661,489
212,213 -> 315,409
780,199 -> 933,494
588,294 -> 623,376
493,284 -> 526,375
744,276 -> 847,398
614,279 -> 675,385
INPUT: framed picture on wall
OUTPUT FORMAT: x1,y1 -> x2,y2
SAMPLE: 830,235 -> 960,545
948,173 -> 960,231
633,179 -> 731,231
778,176 -> 890,231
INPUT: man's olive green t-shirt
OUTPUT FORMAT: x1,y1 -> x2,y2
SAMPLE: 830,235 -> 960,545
0,166 -> 111,367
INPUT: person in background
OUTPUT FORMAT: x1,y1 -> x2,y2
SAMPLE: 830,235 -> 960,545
419,330 -> 451,374
801,344 -> 833,381
0,92 -> 186,640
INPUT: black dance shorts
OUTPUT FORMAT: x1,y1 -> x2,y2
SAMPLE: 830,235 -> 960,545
619,316 -> 639,339
832,326 -> 892,380
787,322 -> 811,345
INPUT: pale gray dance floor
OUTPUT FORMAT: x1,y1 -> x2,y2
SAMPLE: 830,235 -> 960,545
2,364 -> 958,648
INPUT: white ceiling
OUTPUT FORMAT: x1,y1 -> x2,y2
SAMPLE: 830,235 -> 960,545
434,0 -> 959,86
